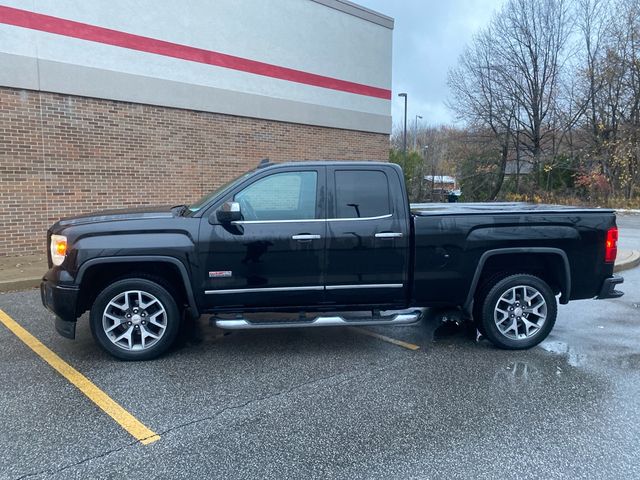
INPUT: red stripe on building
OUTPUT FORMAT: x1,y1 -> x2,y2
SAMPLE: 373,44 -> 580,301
0,5 -> 391,100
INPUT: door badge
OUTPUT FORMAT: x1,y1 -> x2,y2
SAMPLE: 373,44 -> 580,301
209,271 -> 232,278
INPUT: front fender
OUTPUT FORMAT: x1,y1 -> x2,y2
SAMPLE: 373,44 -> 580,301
76,255 -> 200,319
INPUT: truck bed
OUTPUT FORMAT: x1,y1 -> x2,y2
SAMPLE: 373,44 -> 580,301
411,202 -> 615,216
409,203 -> 617,308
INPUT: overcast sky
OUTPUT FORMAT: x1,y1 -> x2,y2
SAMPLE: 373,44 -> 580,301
357,0 -> 505,128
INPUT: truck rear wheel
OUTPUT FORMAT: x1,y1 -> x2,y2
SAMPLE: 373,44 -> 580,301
90,278 -> 181,360
478,273 -> 557,350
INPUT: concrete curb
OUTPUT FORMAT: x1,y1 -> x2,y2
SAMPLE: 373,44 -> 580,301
0,277 -> 41,293
0,254 -> 46,293
615,250 -> 640,273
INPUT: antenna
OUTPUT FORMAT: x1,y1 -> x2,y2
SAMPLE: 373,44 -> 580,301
257,158 -> 271,169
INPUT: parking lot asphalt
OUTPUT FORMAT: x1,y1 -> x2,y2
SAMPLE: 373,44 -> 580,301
0,216 -> 639,479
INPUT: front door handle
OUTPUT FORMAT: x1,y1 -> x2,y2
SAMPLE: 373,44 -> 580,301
375,232 -> 403,239
292,234 -> 321,241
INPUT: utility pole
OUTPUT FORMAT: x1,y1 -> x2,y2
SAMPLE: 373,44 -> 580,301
413,115 -> 422,150
398,93 -> 407,154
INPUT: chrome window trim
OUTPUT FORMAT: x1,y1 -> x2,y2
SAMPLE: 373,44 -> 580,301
325,284 -> 403,290
328,213 -> 392,222
232,213 -> 392,225
233,218 -> 324,224
205,286 -> 324,295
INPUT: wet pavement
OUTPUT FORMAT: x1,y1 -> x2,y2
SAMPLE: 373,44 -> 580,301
0,215 -> 638,479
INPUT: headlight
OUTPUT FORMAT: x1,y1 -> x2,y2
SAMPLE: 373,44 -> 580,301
50,234 -> 67,266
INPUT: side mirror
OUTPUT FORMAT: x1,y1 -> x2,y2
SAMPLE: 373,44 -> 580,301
213,201 -> 241,224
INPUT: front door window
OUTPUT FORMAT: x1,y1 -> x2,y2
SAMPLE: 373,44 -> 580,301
235,171 -> 318,221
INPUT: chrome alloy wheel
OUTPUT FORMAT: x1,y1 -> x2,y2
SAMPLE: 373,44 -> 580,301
102,290 -> 167,351
494,285 -> 548,340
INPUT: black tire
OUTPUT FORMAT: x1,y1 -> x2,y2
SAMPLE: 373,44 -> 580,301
478,273 -> 557,350
90,278 -> 181,360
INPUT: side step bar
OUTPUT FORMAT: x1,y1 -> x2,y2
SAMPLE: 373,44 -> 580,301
214,310 -> 423,330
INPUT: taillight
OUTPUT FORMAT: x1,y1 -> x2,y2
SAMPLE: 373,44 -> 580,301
605,227 -> 618,263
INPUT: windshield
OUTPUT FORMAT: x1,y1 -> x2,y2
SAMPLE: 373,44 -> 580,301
188,170 -> 254,213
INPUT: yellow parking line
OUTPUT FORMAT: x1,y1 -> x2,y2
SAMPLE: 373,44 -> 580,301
348,327 -> 420,351
0,309 -> 160,445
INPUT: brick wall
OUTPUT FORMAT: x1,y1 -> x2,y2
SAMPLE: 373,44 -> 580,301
0,86 -> 389,257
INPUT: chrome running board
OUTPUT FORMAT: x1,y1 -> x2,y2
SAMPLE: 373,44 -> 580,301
214,310 -> 423,330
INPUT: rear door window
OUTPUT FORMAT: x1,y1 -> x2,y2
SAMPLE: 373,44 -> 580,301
334,170 -> 391,219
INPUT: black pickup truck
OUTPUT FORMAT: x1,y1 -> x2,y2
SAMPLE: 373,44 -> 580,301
41,160 -> 624,360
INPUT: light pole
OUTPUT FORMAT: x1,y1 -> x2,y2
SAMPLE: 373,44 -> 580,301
398,93 -> 407,154
430,145 -> 436,201
413,115 -> 422,150
419,145 -> 428,202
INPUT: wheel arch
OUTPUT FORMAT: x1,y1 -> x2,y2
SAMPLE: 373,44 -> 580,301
76,256 -> 199,319
464,248 -> 571,314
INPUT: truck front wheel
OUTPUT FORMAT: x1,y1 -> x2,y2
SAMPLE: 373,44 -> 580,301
89,278 -> 181,360
478,273 -> 557,350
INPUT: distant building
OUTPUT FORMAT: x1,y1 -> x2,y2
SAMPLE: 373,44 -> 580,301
424,175 -> 458,191
423,175 -> 460,201
505,160 -> 534,176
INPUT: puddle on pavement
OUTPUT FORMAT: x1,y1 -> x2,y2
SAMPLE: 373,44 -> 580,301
539,339 -> 640,372
619,353 -> 640,369
539,340 -> 588,368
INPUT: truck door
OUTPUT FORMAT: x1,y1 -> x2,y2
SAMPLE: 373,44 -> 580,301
324,166 -> 410,306
198,167 -> 326,309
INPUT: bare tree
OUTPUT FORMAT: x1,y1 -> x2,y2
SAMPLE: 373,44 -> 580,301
448,27 -> 516,199
442,0 -> 640,203
585,0 -> 640,198
492,0 -> 572,177
448,0 -> 573,196
577,0 -> 609,145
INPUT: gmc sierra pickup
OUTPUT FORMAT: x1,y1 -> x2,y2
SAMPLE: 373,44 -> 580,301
41,160 -> 624,360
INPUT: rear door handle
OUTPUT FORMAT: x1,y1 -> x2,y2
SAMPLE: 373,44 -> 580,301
375,232 -> 403,239
292,234 -> 321,241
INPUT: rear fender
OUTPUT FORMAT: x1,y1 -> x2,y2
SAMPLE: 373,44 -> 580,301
463,247 -> 571,314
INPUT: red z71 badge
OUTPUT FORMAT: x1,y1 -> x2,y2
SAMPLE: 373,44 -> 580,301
209,271 -> 232,278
